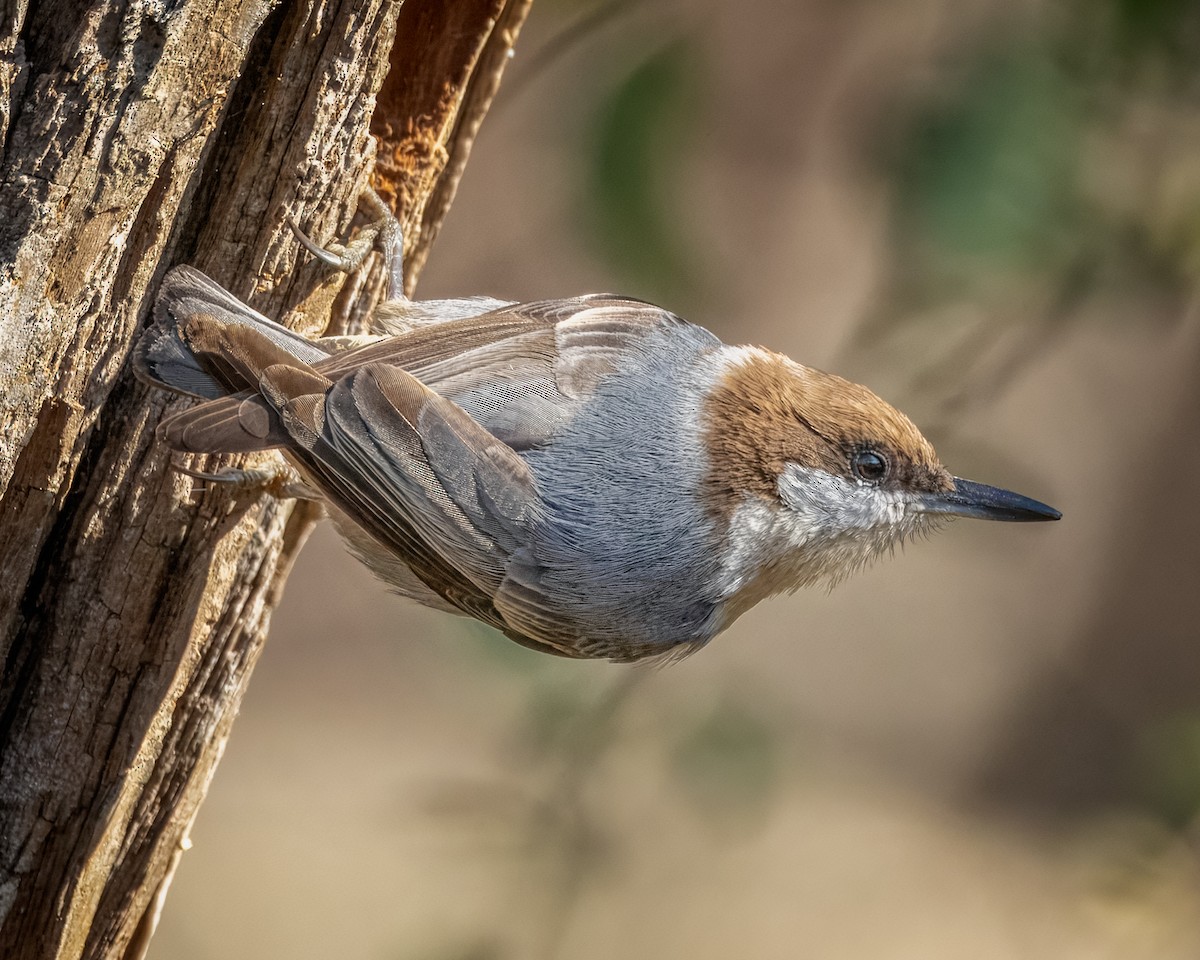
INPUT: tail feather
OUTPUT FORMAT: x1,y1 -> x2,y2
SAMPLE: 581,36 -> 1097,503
157,394 -> 291,453
133,265 -> 330,399
135,265 -> 336,454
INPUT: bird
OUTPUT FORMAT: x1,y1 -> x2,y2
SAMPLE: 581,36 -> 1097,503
133,191 -> 1060,662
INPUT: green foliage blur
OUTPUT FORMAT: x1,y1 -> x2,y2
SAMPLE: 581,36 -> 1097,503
884,3 -> 1200,303
582,37 -> 707,305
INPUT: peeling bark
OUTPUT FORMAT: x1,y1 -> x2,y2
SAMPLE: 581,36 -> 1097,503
0,1 -> 530,957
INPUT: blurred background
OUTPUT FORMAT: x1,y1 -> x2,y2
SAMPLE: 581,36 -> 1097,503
153,0 -> 1200,957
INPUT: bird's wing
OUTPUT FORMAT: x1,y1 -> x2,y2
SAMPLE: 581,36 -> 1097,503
153,295 -> 688,456
259,358 -> 543,637
315,296 -> 692,450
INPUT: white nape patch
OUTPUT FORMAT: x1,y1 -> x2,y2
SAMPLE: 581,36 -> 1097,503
718,344 -> 777,371
716,464 -> 936,624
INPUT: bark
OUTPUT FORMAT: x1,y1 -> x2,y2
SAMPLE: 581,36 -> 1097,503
0,1 -> 530,958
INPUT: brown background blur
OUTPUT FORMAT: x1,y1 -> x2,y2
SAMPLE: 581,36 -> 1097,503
152,1 -> 1200,957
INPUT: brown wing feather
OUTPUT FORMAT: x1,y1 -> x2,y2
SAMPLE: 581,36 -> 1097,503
157,393 -> 290,453
153,296 -> 681,456
154,320 -> 331,453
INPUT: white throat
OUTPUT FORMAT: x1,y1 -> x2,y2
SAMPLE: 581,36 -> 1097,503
715,464 -> 935,625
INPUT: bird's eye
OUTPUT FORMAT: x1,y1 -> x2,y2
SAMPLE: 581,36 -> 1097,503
852,450 -> 889,484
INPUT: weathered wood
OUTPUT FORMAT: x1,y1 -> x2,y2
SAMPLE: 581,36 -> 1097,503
373,0 -> 535,288
0,1 -> 530,957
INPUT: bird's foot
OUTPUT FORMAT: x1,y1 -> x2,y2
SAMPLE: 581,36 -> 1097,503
288,187 -> 406,301
173,458 -> 322,501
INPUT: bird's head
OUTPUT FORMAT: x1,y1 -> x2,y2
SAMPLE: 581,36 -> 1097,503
701,348 -> 1060,618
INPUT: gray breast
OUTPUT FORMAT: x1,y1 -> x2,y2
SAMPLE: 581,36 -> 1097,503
520,323 -> 728,653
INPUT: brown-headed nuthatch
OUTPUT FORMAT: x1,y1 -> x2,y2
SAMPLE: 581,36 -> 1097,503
134,192 -> 1060,661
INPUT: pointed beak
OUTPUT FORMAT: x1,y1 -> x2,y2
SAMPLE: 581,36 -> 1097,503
920,477 -> 1062,522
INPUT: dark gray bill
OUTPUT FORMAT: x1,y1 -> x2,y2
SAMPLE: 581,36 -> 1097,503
921,477 -> 1062,522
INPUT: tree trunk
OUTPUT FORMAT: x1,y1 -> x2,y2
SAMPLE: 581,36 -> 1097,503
0,1 -> 530,957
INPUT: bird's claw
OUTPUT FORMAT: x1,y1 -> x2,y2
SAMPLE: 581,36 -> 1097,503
286,215 -> 377,273
173,458 -> 321,501
288,187 -> 406,300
